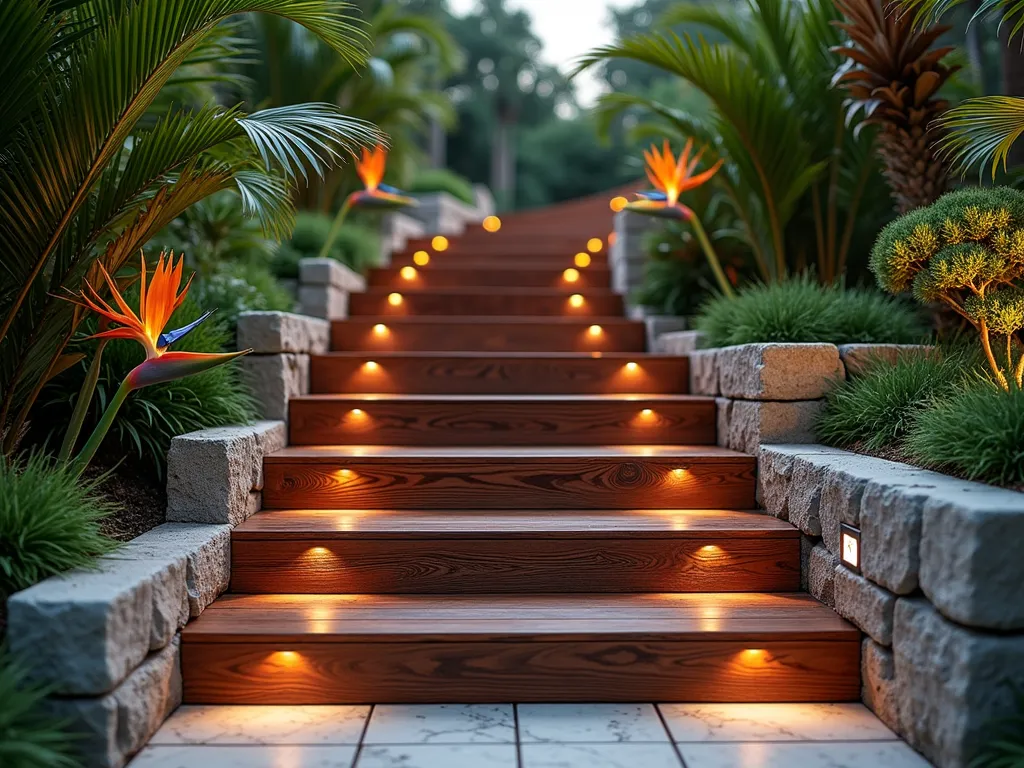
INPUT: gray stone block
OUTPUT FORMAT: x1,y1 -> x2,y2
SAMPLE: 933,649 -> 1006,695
46,637 -> 182,768
808,542 -> 840,608
920,485 -> 1024,630
240,353 -> 309,421
725,399 -> 822,455
758,449 -> 796,520
834,566 -> 896,645
715,397 -> 732,450
716,343 -> 845,400
643,316 -> 687,351
838,343 -> 931,378
862,638 -> 901,736
298,258 -> 367,291
755,445 -> 850,525
861,481 -> 930,595
656,330 -> 705,355
894,598 -> 1024,768
688,349 -> 719,395
236,311 -> 329,354
800,534 -> 817,591
405,192 -> 479,234
380,212 -> 426,263
166,421 -> 286,526
298,284 -> 349,320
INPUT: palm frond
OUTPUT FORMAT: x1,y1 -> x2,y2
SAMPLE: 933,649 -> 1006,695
936,96 -> 1024,179
0,0 -> 54,149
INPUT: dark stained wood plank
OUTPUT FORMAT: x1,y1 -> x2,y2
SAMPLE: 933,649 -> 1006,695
288,394 -> 716,446
262,446 -> 756,510
348,290 -> 623,318
181,639 -> 861,704
310,353 -> 689,395
331,317 -> 646,353
229,536 -> 800,594
369,267 -> 613,290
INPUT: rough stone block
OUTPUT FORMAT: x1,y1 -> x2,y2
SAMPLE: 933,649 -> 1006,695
405,192 -> 479,234
755,445 -> 849,526
716,343 -> 845,400
380,212 -> 426,262
656,330 -> 705,356
758,449 -> 796,520
643,316 -> 687,351
861,481 -> 929,595
46,637 -> 182,768
7,560 -> 169,694
835,566 -> 896,645
894,598 -> 1024,768
838,343 -> 931,378
236,311 -> 329,354
920,485 -> 1024,630
240,353 -> 309,421
725,399 -> 822,455
298,258 -> 367,292
688,349 -> 719,395
111,524 -> 231,619
166,421 -> 286,526
808,542 -> 840,608
862,638 -> 901,735
298,284 -> 349,320
800,534 -> 817,591
715,398 -> 731,450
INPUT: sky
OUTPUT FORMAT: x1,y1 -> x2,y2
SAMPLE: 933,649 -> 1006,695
447,0 -> 634,106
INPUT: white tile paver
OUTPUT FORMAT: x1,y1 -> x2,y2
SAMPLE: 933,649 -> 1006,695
362,704 -> 515,744
129,745 -> 358,767
678,741 -> 934,768
149,705 -> 370,745
520,743 -> 683,768
658,702 -> 898,743
356,744 -> 517,767
518,703 -> 669,743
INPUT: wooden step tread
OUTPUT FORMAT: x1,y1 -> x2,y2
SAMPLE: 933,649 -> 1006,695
337,316 -> 640,326
293,393 -> 710,402
267,444 -> 748,460
359,287 -> 621,297
233,508 -> 797,539
182,593 -> 856,643
314,351 -> 674,360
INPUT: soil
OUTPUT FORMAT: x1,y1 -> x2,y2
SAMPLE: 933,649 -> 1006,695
84,456 -> 167,543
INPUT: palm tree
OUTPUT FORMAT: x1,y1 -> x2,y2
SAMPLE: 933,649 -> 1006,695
0,0 -> 384,453
577,0 -> 891,283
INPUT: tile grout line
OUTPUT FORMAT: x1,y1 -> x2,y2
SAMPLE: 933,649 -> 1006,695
654,704 -> 689,768
513,703 -> 525,768
351,704 -> 375,768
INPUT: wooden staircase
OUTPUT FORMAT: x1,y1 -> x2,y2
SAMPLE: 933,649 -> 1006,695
181,206 -> 861,705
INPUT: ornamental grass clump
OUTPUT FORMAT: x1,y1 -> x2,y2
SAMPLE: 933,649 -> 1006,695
871,187 -> 1024,389
0,648 -> 79,768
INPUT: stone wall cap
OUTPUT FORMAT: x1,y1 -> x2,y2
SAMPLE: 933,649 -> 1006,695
715,343 -> 845,400
298,258 -> 367,291
236,311 -> 329,354
173,420 -> 284,445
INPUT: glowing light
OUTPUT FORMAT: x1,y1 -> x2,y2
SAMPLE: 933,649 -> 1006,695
482,215 -> 502,232
413,250 -> 430,266
268,651 -> 301,667
741,649 -> 768,664
672,468 -> 687,478
563,268 -> 580,283
699,544 -> 722,554
373,323 -> 389,336
569,294 -> 585,308
574,252 -> 592,268
840,524 -> 861,571
432,235 -> 449,251
610,196 -> 628,212
588,324 -> 603,337
336,469 -> 354,480
640,408 -> 654,418
625,361 -> 639,372
364,360 -> 379,372
387,292 -> 403,306
587,237 -> 603,253
400,266 -> 417,280
608,232 -> 618,246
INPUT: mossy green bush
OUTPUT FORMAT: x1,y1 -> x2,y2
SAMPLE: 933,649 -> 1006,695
0,454 -> 115,598
0,648 -> 79,768
407,168 -> 476,205
192,263 -> 294,336
273,212 -> 380,277
694,277 -> 926,347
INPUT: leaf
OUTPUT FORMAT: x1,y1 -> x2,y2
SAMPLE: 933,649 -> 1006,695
935,96 -> 1024,179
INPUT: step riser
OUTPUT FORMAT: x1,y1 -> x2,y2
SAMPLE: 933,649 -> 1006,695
349,293 -> 623,317
181,640 -> 861,704
288,400 -> 716,446
369,268 -> 612,289
230,538 -> 800,594
262,457 -> 756,510
332,321 -> 646,353
391,255 -> 609,269
310,356 -> 689,395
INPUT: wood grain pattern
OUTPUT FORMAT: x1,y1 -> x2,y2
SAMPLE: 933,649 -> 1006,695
331,317 -> 646,353
181,639 -> 861,704
229,537 -> 800,594
348,290 -> 623,318
369,267 -> 613,289
288,395 -> 716,446
262,448 -> 756,510
310,353 -> 689,395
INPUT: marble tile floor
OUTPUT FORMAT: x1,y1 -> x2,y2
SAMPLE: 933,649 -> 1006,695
129,702 -> 935,768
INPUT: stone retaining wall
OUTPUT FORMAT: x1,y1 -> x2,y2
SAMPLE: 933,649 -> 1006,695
297,257 -> 366,321
6,420 -> 287,767
760,444 -> 1024,768
405,191 -> 484,235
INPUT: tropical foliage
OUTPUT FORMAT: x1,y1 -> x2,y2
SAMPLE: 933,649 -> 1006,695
577,0 -> 892,283
0,0 -> 383,455
871,187 -> 1024,389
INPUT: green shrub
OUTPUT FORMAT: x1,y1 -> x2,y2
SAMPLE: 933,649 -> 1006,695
273,212 -> 381,277
817,347 -> 979,452
970,687 -> 1024,768
0,649 -> 79,768
0,454 -> 115,598
41,294 -> 256,479
407,168 -> 476,205
695,277 -> 927,347
192,263 -> 294,336
907,380 -> 1024,487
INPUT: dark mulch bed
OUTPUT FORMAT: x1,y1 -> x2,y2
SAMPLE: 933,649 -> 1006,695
84,455 -> 167,543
